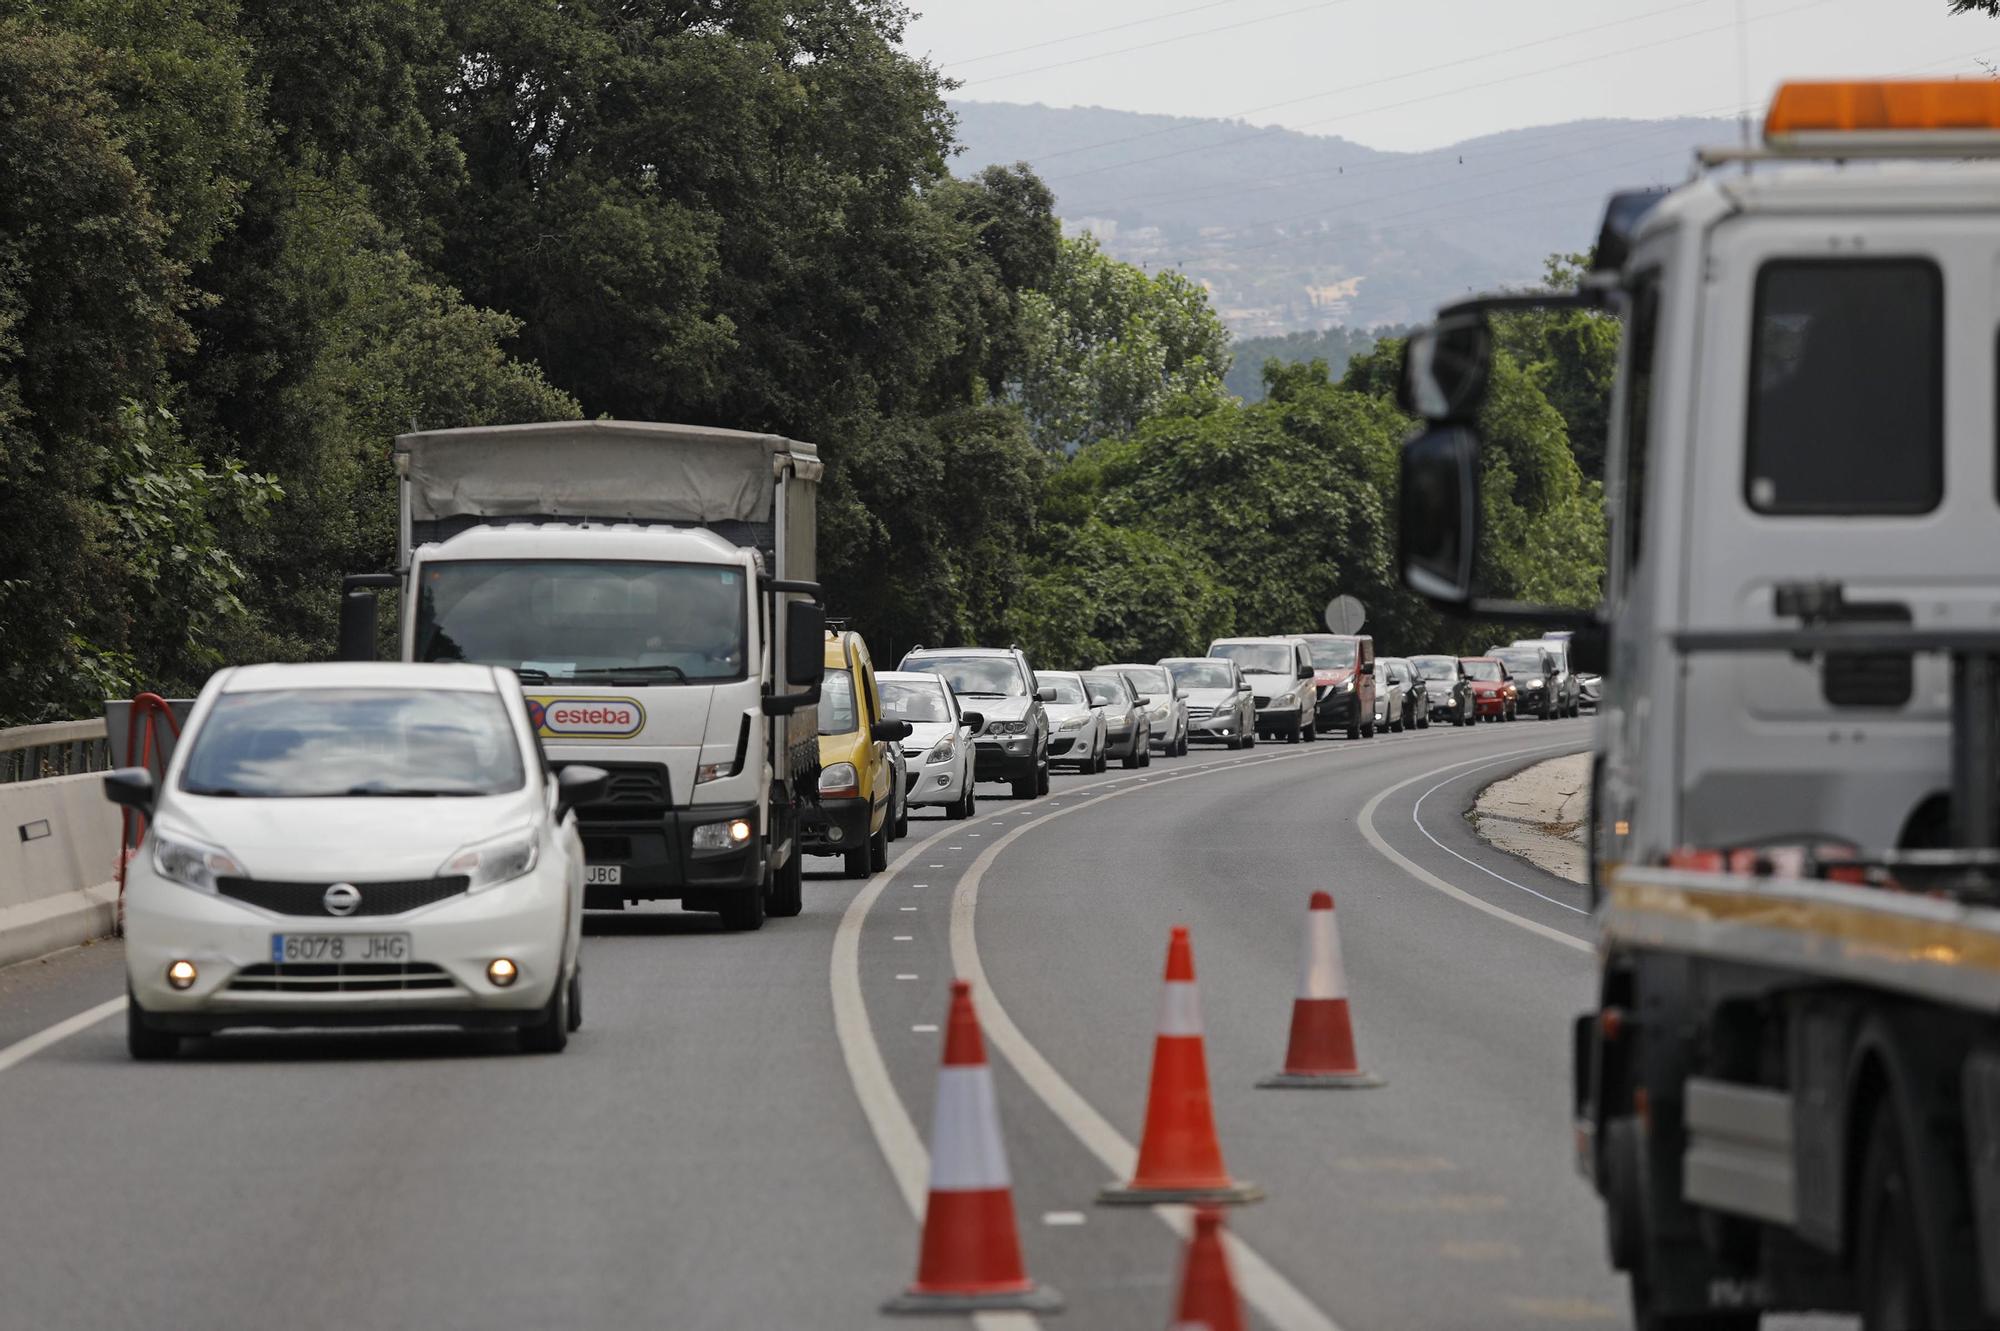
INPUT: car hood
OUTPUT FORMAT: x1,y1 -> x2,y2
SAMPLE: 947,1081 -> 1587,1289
1242,671 -> 1302,691
1468,680 -> 1506,693
962,695 -> 1031,724
900,721 -> 958,750
1044,702 -> 1093,723
156,789 -> 541,881
1422,680 -> 1458,695
1183,687 -> 1236,706
1312,667 -> 1358,688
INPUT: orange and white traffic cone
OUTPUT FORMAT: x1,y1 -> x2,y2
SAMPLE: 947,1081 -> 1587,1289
884,980 -> 1063,1314
1257,892 -> 1384,1089
1100,926 -> 1262,1205
1168,1207 -> 1246,1331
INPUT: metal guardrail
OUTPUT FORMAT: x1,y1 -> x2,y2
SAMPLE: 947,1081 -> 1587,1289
0,718 -> 112,784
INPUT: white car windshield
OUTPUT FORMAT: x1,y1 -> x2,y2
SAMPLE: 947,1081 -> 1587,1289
415,559 -> 745,685
1037,675 -> 1088,706
1111,666 -> 1170,693
1083,676 -> 1127,707
179,689 -> 526,798
1212,642 -> 1292,675
906,656 -> 1024,697
879,679 -> 950,723
1168,661 -> 1234,689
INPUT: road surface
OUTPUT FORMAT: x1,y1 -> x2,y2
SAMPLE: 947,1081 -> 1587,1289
2,718 -> 1644,1330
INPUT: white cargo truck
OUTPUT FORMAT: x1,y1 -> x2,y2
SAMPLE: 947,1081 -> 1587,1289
1396,83 -> 2000,1330
339,420 -> 826,931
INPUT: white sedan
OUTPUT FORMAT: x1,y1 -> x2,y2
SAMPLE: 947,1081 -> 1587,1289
107,662 -> 603,1059
877,671 -> 981,820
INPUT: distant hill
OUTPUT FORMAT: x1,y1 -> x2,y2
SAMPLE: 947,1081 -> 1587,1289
949,101 -> 1730,335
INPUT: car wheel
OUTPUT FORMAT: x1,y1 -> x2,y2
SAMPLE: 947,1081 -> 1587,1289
868,818 -> 889,873
566,966 -> 584,1031
1012,769 -> 1037,799
843,835 -> 871,877
1036,754 -> 1051,796
768,845 -> 804,917
519,972 -> 572,1053
126,991 -> 179,1061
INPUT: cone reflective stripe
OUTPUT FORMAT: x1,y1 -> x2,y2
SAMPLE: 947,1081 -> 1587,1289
885,981 -> 1062,1314
1168,1208 -> 1247,1331
1100,927 -> 1262,1205
1258,892 -> 1385,1089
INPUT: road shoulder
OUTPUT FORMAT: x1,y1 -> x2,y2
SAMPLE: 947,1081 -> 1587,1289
1467,752 -> 1589,885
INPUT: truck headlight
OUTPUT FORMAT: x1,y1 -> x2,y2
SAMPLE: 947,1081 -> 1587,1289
924,736 -> 958,764
438,830 -> 539,889
695,761 -> 731,785
692,818 -> 755,852
819,762 -> 859,797
152,832 -> 243,892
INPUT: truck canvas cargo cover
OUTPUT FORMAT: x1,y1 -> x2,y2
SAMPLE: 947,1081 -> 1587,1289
395,419 -> 823,526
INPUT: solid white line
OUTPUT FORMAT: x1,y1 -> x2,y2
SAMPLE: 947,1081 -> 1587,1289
1357,745 -> 1593,954
1411,761 -> 1589,916
0,996 -> 126,1075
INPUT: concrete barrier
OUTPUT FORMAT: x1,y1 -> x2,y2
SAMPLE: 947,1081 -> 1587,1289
0,773 -> 121,969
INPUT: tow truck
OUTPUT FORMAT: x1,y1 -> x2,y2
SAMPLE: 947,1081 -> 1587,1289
1395,81 -> 2000,1329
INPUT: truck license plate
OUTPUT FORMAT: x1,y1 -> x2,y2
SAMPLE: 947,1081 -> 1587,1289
584,865 -> 622,886
270,933 -> 410,964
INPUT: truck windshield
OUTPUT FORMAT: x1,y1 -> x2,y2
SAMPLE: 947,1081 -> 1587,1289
179,689 -> 525,798
414,560 -> 746,684
1212,642 -> 1291,675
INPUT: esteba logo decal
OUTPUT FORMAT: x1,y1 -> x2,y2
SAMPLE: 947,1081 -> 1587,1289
527,696 -> 646,739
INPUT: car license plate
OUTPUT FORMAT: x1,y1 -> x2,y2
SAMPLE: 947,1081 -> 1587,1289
584,864 -> 622,886
270,933 -> 410,964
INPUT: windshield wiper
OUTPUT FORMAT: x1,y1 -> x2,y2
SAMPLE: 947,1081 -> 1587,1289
955,691 -> 1009,698
339,785 -> 481,797
181,784 -> 249,797
567,665 -> 689,684
512,667 -> 556,683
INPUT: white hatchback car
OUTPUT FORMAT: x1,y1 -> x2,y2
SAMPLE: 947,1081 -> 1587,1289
876,671 -> 982,820
1035,671 -> 1109,773
106,663 -> 603,1059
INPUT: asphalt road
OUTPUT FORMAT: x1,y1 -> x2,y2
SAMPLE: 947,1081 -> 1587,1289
1,715 -> 1640,1331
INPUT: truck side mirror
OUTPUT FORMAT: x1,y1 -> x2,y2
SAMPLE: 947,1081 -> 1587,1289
959,711 -> 985,733
1400,423 -> 1479,605
785,601 -> 825,686
555,764 -> 609,817
1398,312 -> 1492,422
336,574 -> 399,662
103,767 -> 156,814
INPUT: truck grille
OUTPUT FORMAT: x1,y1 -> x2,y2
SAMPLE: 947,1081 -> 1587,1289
227,963 -> 456,993
217,877 -> 469,916
559,762 -> 671,821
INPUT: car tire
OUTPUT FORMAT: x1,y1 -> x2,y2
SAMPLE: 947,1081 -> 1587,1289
1123,739 -> 1142,769
1012,771 -> 1036,799
843,836 -> 871,878
127,992 -> 179,1061
566,966 -> 584,1031
1361,721 -> 1374,738
768,845 -> 804,917
868,818 -> 889,873
1036,755 -> 1051,796
519,972 -> 572,1053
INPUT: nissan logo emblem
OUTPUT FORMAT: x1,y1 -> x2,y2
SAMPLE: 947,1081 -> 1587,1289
322,882 -> 362,917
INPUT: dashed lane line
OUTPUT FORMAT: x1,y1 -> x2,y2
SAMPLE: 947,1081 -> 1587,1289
1357,745 -> 1592,954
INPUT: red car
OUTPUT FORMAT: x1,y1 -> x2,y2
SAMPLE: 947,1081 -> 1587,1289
1459,657 -> 1517,722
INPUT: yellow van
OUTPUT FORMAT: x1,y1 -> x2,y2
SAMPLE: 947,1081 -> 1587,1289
804,629 -> 908,878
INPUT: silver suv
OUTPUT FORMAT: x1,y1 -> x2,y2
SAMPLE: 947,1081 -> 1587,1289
897,646 -> 1053,799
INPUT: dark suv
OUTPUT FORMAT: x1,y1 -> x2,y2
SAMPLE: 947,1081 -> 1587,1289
897,646 -> 1053,799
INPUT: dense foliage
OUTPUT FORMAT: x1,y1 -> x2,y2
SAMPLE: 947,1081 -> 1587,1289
0,2 -> 1612,724
1221,325 -> 1409,403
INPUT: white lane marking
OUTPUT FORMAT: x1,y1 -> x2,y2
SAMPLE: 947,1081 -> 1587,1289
895,973 -> 920,980
899,906 -> 918,912
913,1024 -> 939,1033
0,996 -> 126,1075
1412,763 -> 1590,916
1357,746 -> 1593,954
1042,1211 -> 1087,1226
893,935 -> 914,942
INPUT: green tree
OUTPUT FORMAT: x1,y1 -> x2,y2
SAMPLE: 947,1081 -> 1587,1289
1491,254 -> 1620,481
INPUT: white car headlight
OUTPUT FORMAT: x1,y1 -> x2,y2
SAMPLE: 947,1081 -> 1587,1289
1149,704 -> 1168,720
925,736 -> 958,765
1056,715 -> 1089,731
151,832 -> 243,892
438,829 -> 539,890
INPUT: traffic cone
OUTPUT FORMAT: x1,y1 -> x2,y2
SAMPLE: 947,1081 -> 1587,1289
884,980 -> 1063,1314
1169,1208 -> 1246,1331
1257,892 -> 1384,1088
1100,926 -> 1262,1205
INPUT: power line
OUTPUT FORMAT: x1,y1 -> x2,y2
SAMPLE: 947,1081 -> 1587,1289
938,0 -> 1241,69
1043,0 -> 1836,184
1022,0 -> 1723,165
959,0 -> 1362,88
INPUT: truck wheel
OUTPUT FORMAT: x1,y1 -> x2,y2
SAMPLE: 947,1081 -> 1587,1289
518,974 -> 571,1053
768,848 -> 803,917
1857,1103 -> 1934,1331
721,874 -> 769,930
868,819 -> 889,873
127,993 -> 179,1061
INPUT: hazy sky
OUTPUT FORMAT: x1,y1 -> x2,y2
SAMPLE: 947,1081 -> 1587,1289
903,0 -> 1996,151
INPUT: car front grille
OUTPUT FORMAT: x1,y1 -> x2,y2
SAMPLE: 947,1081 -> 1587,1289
227,963 -> 456,993
217,877 -> 470,916
1252,695 -> 1272,708
1186,704 -> 1216,719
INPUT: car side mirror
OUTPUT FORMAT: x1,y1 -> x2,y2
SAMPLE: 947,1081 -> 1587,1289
1035,686 -> 1057,702
959,711 -> 985,733
1297,663 -> 1312,679
871,720 -> 912,743
1400,422 -> 1480,605
103,767 -> 156,814
785,601 -> 825,686
555,764 -> 609,816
